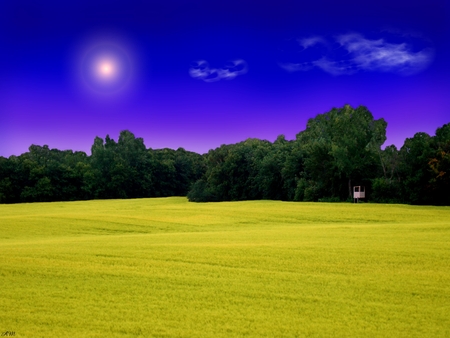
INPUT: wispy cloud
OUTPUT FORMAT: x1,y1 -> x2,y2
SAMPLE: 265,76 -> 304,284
313,58 -> 359,76
337,33 -> 434,75
189,59 -> 248,82
297,36 -> 327,49
280,33 -> 434,76
278,62 -> 313,73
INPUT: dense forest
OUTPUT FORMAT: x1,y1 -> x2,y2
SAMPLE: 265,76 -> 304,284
1,105 -> 449,205
0,131 -> 205,203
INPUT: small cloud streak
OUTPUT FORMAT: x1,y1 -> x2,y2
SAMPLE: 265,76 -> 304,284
278,62 -> 313,73
297,36 -> 327,49
280,33 -> 434,76
313,58 -> 358,76
189,59 -> 248,82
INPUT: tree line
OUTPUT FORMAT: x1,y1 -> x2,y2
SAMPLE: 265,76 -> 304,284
0,131 -> 205,203
187,105 -> 449,205
1,105 -> 449,205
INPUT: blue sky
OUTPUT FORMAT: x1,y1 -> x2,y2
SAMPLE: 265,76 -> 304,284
1,0 -> 449,156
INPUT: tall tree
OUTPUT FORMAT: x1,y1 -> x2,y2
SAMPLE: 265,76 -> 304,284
398,132 -> 434,205
371,145 -> 403,203
297,105 -> 387,200
428,123 -> 450,205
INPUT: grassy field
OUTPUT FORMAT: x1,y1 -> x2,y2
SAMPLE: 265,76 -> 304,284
1,197 -> 449,337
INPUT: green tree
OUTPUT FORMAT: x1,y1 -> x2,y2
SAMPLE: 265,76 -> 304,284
398,132 -> 434,204
297,105 -> 387,200
256,135 -> 295,200
89,131 -> 154,199
371,145 -> 403,203
188,139 -> 271,202
428,123 -> 450,205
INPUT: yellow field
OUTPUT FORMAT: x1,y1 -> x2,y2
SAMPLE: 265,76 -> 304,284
1,197 -> 449,337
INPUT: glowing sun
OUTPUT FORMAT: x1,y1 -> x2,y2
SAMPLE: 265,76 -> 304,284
100,63 -> 113,75
81,44 -> 132,93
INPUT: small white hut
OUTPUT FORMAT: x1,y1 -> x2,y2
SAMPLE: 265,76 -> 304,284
353,186 -> 365,203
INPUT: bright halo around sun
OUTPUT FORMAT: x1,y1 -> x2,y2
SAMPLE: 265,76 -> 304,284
81,44 -> 131,93
99,61 -> 114,77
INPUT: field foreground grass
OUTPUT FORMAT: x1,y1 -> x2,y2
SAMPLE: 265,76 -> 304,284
1,197 -> 449,337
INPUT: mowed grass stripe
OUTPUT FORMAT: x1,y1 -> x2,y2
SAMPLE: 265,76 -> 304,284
1,197 -> 449,337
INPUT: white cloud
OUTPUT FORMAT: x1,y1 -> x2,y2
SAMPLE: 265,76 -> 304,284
189,59 -> 248,82
280,33 -> 434,76
297,36 -> 327,49
312,58 -> 357,76
336,33 -> 434,75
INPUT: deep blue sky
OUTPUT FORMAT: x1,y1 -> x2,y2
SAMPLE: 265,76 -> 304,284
1,0 -> 449,156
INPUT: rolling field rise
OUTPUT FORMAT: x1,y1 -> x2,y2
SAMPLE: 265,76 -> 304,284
1,197 -> 449,337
